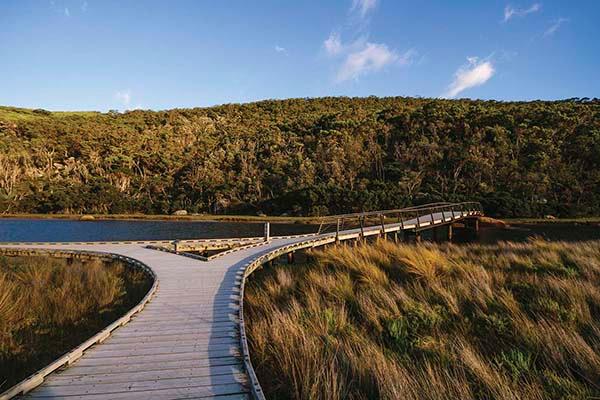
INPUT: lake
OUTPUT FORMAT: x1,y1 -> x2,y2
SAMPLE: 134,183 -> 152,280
0,218 -> 318,242
0,218 -> 598,244
479,222 -> 600,243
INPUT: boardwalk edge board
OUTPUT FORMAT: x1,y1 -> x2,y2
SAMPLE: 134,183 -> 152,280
0,249 -> 159,400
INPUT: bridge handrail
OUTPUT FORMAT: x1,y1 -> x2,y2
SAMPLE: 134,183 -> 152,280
314,201 -> 482,235
316,201 -> 481,221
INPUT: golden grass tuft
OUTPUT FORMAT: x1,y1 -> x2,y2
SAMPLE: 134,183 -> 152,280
0,254 -> 151,391
246,240 -> 600,399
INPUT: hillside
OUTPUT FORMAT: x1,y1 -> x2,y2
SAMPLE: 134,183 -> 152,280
0,97 -> 599,217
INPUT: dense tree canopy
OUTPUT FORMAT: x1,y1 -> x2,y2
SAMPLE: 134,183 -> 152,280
0,97 -> 599,217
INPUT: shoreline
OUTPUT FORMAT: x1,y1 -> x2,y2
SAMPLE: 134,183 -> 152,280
1,213 -> 599,225
0,213 -> 315,224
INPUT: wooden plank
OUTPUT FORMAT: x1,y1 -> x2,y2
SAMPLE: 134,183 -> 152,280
91,336 -> 237,351
46,365 -> 245,386
84,343 -> 238,359
24,382 -> 248,399
57,357 -> 242,375
107,333 -> 236,346
70,349 -> 241,367
30,373 -> 246,396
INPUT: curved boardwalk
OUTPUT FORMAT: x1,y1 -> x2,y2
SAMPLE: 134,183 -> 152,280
1,210 -> 480,399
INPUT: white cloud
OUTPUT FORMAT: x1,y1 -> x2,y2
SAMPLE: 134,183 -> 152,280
323,0 -> 414,83
503,3 -> 541,22
337,42 -> 405,82
64,7 -> 70,17
323,32 -> 343,56
275,45 -> 286,53
351,0 -> 378,18
115,90 -> 132,107
443,57 -> 495,98
544,17 -> 568,37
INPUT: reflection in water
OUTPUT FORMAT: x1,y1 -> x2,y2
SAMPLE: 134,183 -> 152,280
0,219 -> 317,242
479,222 -> 600,243
1,219 -> 597,244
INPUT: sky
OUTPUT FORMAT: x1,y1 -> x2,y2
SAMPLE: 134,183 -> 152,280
0,0 -> 598,111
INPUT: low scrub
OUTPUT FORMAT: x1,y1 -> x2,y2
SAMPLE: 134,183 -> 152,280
245,239 -> 600,399
0,254 -> 152,391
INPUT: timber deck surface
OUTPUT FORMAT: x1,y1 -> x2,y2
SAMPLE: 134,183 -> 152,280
2,210 -> 477,399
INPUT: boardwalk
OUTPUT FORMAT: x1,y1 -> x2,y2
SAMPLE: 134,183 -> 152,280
1,207 -> 481,399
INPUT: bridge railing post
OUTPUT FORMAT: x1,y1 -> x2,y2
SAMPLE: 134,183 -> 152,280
335,218 -> 340,244
359,216 -> 365,242
264,222 -> 270,242
379,213 -> 386,238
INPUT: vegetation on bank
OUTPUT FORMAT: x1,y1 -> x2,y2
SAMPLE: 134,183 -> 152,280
0,212 -> 314,224
1,97 -> 599,218
245,240 -> 600,399
0,254 -> 152,391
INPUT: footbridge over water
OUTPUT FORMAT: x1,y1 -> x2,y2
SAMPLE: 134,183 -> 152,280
0,202 -> 482,400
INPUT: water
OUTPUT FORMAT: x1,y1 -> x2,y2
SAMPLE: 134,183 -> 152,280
479,222 -> 600,243
1,218 -> 598,244
0,218 -> 318,242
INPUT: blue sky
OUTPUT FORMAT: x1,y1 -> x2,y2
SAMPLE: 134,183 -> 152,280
1,0 -> 598,111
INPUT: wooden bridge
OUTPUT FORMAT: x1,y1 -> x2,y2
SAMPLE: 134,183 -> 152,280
0,202 -> 482,400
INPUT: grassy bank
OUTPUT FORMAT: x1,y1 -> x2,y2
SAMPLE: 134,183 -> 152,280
245,239 -> 600,399
0,213 -> 314,224
504,218 -> 600,225
0,254 -> 152,391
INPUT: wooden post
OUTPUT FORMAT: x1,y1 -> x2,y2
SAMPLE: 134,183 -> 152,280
264,222 -> 270,242
379,214 -> 386,239
448,224 -> 453,242
287,251 -> 295,264
359,216 -> 365,242
415,231 -> 422,243
173,240 -> 180,254
335,218 -> 340,245
393,231 -> 399,243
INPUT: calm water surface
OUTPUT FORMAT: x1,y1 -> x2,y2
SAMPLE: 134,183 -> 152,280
0,219 -> 318,242
1,219 -> 598,243
479,222 -> 600,243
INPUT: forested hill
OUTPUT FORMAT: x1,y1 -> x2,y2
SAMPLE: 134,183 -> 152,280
0,97 -> 599,218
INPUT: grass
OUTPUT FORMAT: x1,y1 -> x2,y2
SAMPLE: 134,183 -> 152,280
0,254 -> 152,391
245,239 -> 600,399
504,218 -> 600,225
0,212 -> 315,224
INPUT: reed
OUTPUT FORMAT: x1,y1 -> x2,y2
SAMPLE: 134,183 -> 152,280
245,238 -> 600,399
0,254 -> 151,391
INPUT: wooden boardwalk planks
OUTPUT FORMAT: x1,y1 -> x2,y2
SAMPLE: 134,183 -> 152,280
1,209 -> 480,399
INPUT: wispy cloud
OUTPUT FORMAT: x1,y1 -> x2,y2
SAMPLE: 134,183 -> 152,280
81,1 -> 88,12
337,44 -> 415,82
323,32 -> 343,56
503,3 -> 541,22
115,90 -> 132,107
544,17 -> 568,37
323,0 -> 414,83
275,45 -> 286,53
351,0 -> 378,18
64,7 -> 70,17
443,57 -> 495,98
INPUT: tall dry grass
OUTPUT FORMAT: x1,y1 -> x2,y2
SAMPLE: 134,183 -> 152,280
245,238 -> 600,400
0,255 -> 151,391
